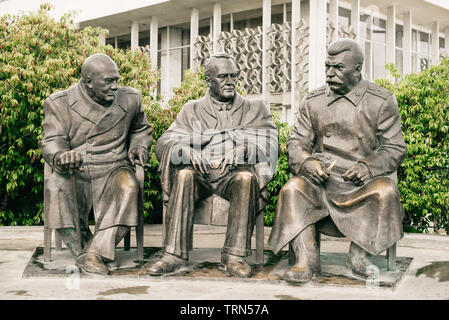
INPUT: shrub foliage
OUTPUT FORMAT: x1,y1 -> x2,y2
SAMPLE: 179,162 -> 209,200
377,63 -> 449,233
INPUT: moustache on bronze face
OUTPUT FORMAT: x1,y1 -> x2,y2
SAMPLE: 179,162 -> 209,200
327,80 -> 343,86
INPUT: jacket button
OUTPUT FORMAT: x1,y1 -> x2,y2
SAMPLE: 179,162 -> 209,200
358,134 -> 364,139
87,138 -> 93,144
325,132 -> 331,137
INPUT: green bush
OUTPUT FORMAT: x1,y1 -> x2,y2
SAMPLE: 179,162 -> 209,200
263,116 -> 290,226
376,63 -> 449,233
0,4 -> 159,225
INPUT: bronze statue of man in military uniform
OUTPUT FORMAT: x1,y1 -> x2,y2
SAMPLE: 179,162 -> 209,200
269,39 -> 407,283
41,53 -> 152,275
143,53 -> 278,278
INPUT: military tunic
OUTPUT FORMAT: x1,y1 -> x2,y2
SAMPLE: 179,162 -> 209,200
269,80 -> 407,255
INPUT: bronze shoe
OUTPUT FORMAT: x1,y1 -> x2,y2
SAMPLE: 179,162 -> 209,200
347,242 -> 374,278
146,253 -> 187,276
283,264 -> 320,283
220,254 -> 252,278
76,252 -> 109,275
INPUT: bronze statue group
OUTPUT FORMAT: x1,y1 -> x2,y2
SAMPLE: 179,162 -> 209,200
41,39 -> 406,283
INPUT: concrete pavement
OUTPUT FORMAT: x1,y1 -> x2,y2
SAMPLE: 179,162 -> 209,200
1,224 -> 449,300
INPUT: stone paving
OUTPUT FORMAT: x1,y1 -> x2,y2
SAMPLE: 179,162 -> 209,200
1,225 -> 449,300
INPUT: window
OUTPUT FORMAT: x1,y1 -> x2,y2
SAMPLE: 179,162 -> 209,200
412,29 -> 431,72
232,8 -> 263,31
359,14 -> 387,80
157,24 -> 191,96
360,14 -> 372,80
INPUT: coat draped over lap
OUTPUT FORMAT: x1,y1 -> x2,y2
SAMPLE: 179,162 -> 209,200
268,80 -> 407,256
41,82 -> 153,230
155,91 -> 278,214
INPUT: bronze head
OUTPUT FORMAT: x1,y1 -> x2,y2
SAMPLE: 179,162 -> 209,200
325,39 -> 364,95
204,53 -> 239,102
81,53 -> 120,106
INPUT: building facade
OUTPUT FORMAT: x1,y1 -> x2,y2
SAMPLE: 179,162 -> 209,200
2,0 -> 449,123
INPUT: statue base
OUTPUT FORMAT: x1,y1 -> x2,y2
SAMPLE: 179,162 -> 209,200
23,247 -> 412,289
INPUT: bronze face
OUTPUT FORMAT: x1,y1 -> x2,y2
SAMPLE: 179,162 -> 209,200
325,51 -> 361,95
86,62 -> 120,106
206,58 -> 239,102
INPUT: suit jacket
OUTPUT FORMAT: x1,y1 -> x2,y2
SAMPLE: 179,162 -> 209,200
155,91 -> 278,213
41,82 -> 153,229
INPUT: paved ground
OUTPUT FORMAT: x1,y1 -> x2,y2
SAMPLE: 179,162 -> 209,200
1,224 -> 449,300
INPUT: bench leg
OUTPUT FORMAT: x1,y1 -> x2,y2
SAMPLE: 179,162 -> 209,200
124,230 -> 131,251
288,243 -> 296,265
55,229 -> 62,252
136,213 -> 144,262
255,212 -> 264,272
44,226 -> 52,262
387,244 -> 396,271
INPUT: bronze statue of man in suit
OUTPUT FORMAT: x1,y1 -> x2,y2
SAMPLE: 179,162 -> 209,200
41,53 -> 152,275
143,53 -> 278,277
269,39 -> 407,282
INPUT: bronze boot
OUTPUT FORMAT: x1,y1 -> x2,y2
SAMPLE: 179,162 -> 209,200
220,253 -> 252,278
283,224 -> 320,283
145,253 -> 187,276
76,252 -> 109,275
347,242 -> 374,278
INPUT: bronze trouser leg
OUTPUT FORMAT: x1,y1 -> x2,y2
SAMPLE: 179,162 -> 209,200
83,226 -> 129,262
290,224 -> 320,270
221,171 -> 257,257
56,228 -> 82,258
163,169 -> 205,260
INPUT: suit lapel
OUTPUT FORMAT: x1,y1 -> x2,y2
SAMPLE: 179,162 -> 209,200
230,93 -> 245,125
199,93 -> 218,129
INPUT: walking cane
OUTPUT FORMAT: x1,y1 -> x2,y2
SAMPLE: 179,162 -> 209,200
70,168 -> 82,252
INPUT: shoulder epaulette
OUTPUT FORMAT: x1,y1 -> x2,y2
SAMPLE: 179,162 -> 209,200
306,86 -> 326,99
49,90 -> 67,101
366,83 -> 392,100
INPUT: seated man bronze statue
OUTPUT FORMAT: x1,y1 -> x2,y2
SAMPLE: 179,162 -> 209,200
143,53 -> 278,278
41,53 -> 152,275
268,39 -> 407,283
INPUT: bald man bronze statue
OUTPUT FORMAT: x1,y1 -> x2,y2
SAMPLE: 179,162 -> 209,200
268,39 -> 406,283
41,53 -> 153,275
143,53 -> 278,278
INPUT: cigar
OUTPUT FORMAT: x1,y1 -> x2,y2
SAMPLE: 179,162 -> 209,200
326,159 -> 337,172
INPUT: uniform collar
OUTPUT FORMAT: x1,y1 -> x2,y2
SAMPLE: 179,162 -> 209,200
326,80 -> 368,107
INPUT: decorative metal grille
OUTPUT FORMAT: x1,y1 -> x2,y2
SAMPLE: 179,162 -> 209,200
292,19 -> 310,108
267,23 -> 291,94
217,27 -> 263,94
193,20 -> 309,100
